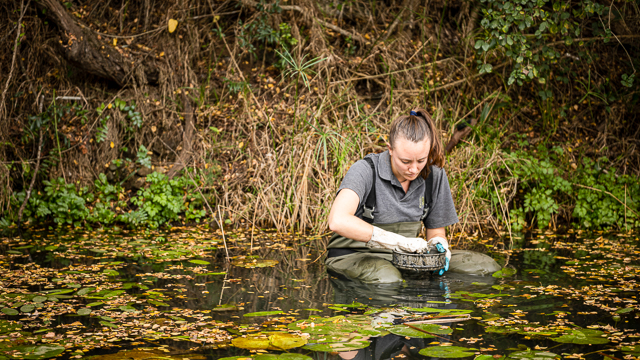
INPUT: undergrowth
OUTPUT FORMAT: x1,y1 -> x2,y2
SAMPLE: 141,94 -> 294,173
1,0 -> 639,242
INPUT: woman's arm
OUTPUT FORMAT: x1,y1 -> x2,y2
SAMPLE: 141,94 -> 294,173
426,227 -> 446,240
327,188 -> 373,242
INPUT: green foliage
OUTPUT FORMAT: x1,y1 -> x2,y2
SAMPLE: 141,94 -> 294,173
571,158 -> 639,229
5,171 -> 207,229
136,145 -> 152,168
476,0 -> 608,85
130,172 -> 206,228
11,178 -> 91,227
463,124 -> 639,232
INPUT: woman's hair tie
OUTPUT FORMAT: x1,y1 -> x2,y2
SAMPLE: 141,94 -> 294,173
410,110 -> 418,116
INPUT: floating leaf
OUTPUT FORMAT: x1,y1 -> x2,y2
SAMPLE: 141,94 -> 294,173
328,306 -> 350,312
388,324 -> 452,338
99,321 -> 118,328
86,301 -> 104,307
506,349 -> 560,360
268,333 -> 307,350
232,259 -> 279,268
622,345 -> 640,356
615,307 -> 634,314
1,308 -> 18,316
119,305 -> 137,313
476,356 -> 495,360
102,269 -> 119,276
189,259 -> 210,265
244,311 -> 284,317
419,346 -> 478,358
20,304 -> 35,313
18,344 -> 65,360
232,335 -> 271,350
32,296 -> 47,303
147,300 -> 169,307
77,308 -> 91,316
104,290 -> 124,298
77,288 -> 94,296
552,329 -> 609,344
492,268 -> 517,278
213,304 -> 238,311
168,19 -> 178,33
303,338 -> 370,352
221,354 -> 313,360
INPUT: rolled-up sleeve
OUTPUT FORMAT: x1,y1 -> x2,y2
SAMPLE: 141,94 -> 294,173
424,167 -> 459,229
337,159 -> 373,207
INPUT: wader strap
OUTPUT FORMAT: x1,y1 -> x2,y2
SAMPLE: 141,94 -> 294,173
421,166 -> 434,221
362,157 -> 376,223
327,248 -> 358,258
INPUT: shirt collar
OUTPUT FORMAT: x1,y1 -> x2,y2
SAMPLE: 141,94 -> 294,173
378,150 -> 425,190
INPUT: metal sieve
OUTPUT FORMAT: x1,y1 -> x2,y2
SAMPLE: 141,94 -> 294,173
392,250 -> 446,272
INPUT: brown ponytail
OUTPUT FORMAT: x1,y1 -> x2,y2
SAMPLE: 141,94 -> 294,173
388,108 -> 444,179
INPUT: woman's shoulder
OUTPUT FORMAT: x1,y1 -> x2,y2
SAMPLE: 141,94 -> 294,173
428,164 -> 450,181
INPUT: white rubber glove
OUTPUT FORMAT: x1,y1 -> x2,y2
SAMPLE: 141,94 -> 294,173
366,226 -> 430,253
428,236 -> 451,272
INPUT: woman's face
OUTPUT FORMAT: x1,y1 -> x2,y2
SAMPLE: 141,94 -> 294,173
388,136 -> 430,183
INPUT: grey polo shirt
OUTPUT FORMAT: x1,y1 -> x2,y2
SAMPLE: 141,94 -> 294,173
337,150 -> 459,229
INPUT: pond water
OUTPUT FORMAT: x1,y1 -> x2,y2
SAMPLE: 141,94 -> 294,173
0,227 -> 638,360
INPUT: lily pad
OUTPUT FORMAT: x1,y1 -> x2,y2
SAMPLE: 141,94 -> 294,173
76,288 -> 94,296
419,346 -> 478,358
492,268 -> 517,278
31,296 -> 47,303
119,305 -> 137,313
232,259 -> 279,268
622,345 -> 640,355
303,338 -> 370,352
17,344 -> 65,360
102,269 -> 119,276
20,304 -> 35,313
551,329 -> 609,345
232,335 -> 271,350
99,321 -> 118,328
1,308 -> 18,316
615,307 -> 634,314
268,333 -> 307,350
506,349 -> 560,360
388,324 -> 453,338
77,308 -> 92,316
485,325 -> 524,334
221,355 -> 313,360
189,259 -> 210,265
244,311 -> 284,317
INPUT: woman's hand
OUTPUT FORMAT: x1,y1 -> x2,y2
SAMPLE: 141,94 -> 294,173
367,227 -> 430,253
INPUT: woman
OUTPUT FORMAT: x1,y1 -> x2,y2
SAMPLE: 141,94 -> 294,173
326,108 -> 459,283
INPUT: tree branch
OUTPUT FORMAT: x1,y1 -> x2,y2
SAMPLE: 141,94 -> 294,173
39,0 -> 160,86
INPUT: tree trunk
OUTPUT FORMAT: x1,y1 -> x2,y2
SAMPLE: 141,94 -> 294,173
39,0 -> 159,86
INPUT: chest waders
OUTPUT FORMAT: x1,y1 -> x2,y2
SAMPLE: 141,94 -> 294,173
327,158 -> 434,260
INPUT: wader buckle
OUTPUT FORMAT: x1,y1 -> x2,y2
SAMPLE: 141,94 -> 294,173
363,206 -> 375,222
420,206 -> 430,221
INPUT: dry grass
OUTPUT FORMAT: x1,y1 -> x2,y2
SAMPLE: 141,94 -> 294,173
1,0 -> 639,242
